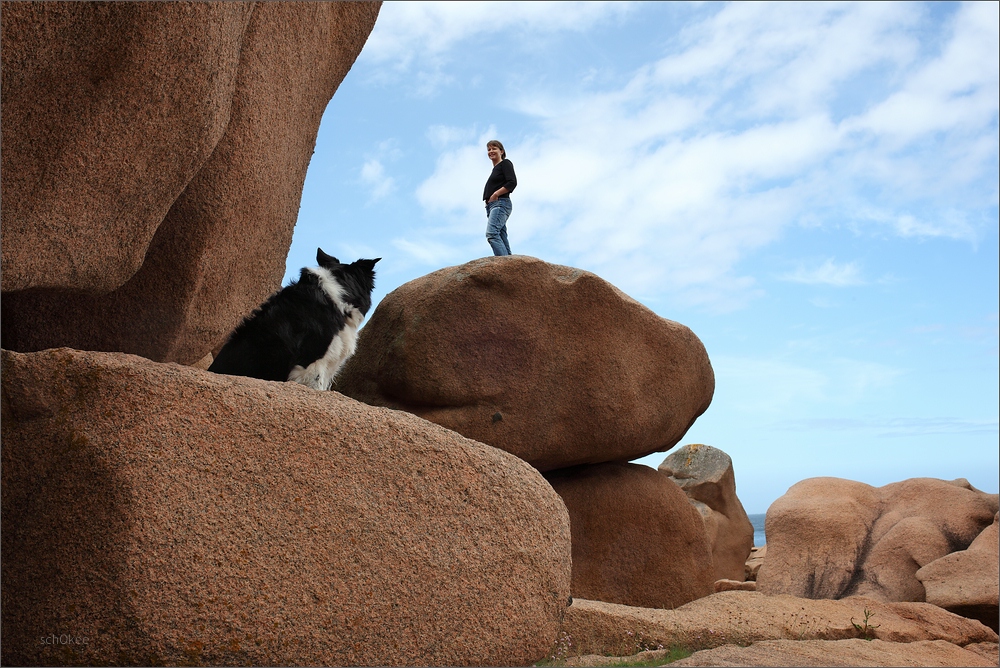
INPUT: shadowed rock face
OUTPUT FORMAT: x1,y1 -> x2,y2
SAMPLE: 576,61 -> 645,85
917,513 -> 999,632
757,477 -> 999,605
335,256 -> 715,472
1,348 -> 572,667
1,2 -> 380,364
544,463 -> 716,610
659,444 -> 755,582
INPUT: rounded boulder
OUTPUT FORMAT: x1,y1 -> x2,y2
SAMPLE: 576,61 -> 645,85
335,256 -> 715,472
1,348 -> 571,666
544,462 -> 716,610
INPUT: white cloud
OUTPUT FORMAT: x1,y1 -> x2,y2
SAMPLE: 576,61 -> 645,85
395,2 -> 997,308
391,237 -> 463,266
426,124 -> 480,150
713,354 -> 902,416
847,2 -> 999,142
360,159 -> 394,200
776,416 -> 999,437
780,259 -> 866,287
363,2 -> 636,67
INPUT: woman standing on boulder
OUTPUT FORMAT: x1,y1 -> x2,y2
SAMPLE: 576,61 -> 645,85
483,139 -> 517,256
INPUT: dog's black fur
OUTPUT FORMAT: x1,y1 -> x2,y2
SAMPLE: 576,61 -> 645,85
209,249 -> 379,389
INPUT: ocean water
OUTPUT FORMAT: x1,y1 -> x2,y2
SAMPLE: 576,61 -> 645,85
748,513 -> 766,547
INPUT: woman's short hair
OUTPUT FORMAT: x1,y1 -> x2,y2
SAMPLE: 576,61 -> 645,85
486,140 -> 506,159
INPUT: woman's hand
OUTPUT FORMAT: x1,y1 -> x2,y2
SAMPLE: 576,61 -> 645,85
488,192 -> 499,202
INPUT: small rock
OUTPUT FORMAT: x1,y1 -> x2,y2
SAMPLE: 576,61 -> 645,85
659,444 -> 754,582
745,545 -> 767,581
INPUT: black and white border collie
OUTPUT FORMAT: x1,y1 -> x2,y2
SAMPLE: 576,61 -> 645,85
209,249 -> 379,390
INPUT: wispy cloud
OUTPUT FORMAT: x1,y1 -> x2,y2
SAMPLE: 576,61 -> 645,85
362,2 -> 636,68
775,416 -> 999,437
780,259 -> 866,287
712,354 -> 902,415
359,159 -> 394,200
358,139 -> 403,202
384,2 -> 997,308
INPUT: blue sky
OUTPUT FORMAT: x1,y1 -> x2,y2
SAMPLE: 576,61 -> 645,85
285,1 -> 999,513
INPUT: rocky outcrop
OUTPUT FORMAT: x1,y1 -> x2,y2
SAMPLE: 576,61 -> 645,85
659,444 -> 754,582
559,593 -> 998,658
670,639 -> 999,667
714,579 -> 756,592
918,513 -> 999,632
544,463 -> 716,610
757,477 -> 998,602
1,348 -> 571,666
1,2 -> 380,365
564,640 -> 1000,667
334,256 -> 715,472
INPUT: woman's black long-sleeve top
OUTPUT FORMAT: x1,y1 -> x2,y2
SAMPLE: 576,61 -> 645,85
483,159 -> 517,200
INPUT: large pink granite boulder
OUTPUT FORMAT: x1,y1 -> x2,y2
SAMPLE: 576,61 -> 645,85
544,463 -> 715,610
1,2 -> 380,365
1,348 -> 571,666
335,256 -> 715,471
658,444 -> 754,582
757,477 -> 999,604
917,513 -> 999,631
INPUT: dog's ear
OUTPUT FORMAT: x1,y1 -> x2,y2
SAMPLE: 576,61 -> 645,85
358,258 -> 380,272
316,248 -> 340,267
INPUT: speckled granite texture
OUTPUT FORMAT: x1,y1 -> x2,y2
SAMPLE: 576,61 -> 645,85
1,2 -> 380,364
1,348 -> 571,666
335,255 -> 715,472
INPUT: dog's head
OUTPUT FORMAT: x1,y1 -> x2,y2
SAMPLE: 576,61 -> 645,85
317,248 -> 380,316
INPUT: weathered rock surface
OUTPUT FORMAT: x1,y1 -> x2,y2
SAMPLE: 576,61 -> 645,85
1,2 -> 380,365
564,640 -> 1000,667
544,463 -> 716,610
334,256 -> 715,472
559,593 -> 998,658
1,348 -> 571,666
757,477 -> 998,602
670,639 -> 999,667
745,545 -> 766,581
918,513 -> 1000,631
715,579 -> 756,592
659,444 -> 754,581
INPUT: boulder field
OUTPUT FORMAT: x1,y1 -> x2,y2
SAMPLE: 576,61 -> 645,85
1,348 -> 571,666
757,477 -> 999,607
3,3 -> 996,666
335,256 -> 725,611
1,1 -> 380,365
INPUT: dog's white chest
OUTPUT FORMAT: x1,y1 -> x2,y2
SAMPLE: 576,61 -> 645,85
287,309 -> 363,390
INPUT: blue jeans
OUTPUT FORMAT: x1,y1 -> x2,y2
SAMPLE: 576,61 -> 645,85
485,198 -> 512,256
